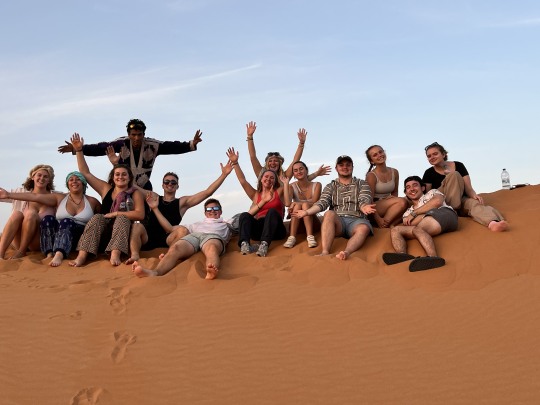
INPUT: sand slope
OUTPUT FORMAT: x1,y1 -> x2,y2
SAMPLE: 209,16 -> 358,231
1,185 -> 539,404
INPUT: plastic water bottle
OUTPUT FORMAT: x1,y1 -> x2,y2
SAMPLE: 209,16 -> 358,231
125,196 -> 134,211
501,169 -> 511,189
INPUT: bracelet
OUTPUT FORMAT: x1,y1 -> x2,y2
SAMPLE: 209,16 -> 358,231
246,137 -> 253,141
410,211 -> 417,218
75,149 -> 83,152
299,143 -> 305,147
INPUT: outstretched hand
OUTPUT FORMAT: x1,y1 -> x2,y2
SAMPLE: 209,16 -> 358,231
221,160 -> 234,176
246,121 -> 257,137
58,141 -> 74,154
361,204 -> 377,216
279,173 -> 290,185
0,187 -> 8,199
106,145 -> 120,165
146,192 -> 159,210
70,133 -> 84,151
193,130 -> 203,146
297,128 -> 307,143
226,147 -> 239,164
316,164 -> 331,177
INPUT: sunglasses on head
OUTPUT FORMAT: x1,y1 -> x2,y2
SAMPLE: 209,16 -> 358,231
163,180 -> 178,185
266,152 -> 281,157
425,142 -> 441,151
205,206 -> 221,212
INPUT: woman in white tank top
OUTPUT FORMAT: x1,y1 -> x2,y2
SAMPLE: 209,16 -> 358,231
365,145 -> 408,228
0,171 -> 100,266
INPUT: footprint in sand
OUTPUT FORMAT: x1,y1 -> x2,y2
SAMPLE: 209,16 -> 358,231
110,330 -> 137,364
70,387 -> 108,405
108,287 -> 131,315
49,310 -> 83,320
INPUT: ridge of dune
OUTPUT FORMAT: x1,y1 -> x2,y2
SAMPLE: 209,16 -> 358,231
1,185 -> 539,404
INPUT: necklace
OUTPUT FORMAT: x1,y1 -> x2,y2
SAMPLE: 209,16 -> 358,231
69,194 -> 83,205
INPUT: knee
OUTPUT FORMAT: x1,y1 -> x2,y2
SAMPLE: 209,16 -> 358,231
87,214 -> 104,226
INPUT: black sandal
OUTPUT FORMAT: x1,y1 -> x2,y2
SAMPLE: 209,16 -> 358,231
382,252 -> 416,265
409,256 -> 445,272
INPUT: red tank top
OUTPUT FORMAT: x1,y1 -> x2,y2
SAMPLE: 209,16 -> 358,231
255,190 -> 284,219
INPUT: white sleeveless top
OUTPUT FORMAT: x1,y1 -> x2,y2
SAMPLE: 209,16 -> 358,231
56,195 -> 94,226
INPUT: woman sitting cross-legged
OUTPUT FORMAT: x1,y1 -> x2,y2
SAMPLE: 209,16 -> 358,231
69,133 -> 145,266
226,147 -> 288,257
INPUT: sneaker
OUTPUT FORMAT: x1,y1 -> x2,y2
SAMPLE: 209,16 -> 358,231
240,241 -> 251,255
306,235 -> 318,248
283,236 -> 296,248
256,241 -> 269,257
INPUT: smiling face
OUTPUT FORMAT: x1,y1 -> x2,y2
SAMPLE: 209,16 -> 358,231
335,161 -> 353,178
367,146 -> 386,165
260,170 -> 277,190
32,169 -> 51,190
292,162 -> 308,180
266,157 -> 281,172
404,180 -> 425,201
113,168 -> 130,188
204,201 -> 222,219
426,146 -> 447,166
128,129 -> 145,149
162,175 -> 179,192
67,175 -> 83,193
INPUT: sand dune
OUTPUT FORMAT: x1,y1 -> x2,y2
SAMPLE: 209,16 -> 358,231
1,185 -> 539,404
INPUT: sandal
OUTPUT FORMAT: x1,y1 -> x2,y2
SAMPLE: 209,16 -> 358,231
382,252 -> 415,265
409,256 -> 445,272
283,236 -> 296,248
306,235 -> 318,248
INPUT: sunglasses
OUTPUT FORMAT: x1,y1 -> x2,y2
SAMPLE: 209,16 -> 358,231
163,180 -> 178,185
424,142 -> 441,151
266,152 -> 281,157
205,206 -> 221,212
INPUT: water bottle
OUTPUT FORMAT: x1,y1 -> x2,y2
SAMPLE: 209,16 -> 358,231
501,169 -> 511,189
125,196 -> 134,211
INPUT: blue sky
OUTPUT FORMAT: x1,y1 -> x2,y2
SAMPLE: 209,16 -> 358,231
1,0 -> 538,228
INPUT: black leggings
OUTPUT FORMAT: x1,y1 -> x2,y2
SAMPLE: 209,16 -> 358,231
238,209 -> 286,246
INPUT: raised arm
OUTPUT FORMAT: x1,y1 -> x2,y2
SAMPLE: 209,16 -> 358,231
245,121 -> 263,177
178,160 -> 234,217
284,128 -> 307,178
226,147 -> 257,200
146,192 -> 174,234
280,174 -> 292,208
307,164 -> 331,182
71,133 -> 112,199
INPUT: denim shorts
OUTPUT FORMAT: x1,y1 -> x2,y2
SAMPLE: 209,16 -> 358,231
338,216 -> 373,239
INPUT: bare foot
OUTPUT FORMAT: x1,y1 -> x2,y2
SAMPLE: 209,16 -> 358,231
335,250 -> 350,260
132,261 -> 158,278
69,251 -> 88,267
315,251 -> 331,257
159,253 -> 166,260
46,252 -> 54,259
488,220 -> 509,232
110,250 -> 122,266
9,250 -> 26,260
49,252 -> 64,267
124,255 -> 139,265
205,263 -> 219,280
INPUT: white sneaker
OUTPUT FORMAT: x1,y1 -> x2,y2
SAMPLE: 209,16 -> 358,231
307,235 -> 318,248
283,236 -> 296,248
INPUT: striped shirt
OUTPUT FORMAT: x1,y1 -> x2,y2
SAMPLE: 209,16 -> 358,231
315,177 -> 372,218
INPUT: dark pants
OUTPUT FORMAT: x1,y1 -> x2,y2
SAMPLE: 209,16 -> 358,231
238,209 -> 286,246
40,216 -> 85,258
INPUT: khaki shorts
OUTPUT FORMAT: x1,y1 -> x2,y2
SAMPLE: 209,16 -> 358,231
182,232 -> 226,255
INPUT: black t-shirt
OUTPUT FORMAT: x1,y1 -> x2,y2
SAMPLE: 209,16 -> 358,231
422,161 -> 469,190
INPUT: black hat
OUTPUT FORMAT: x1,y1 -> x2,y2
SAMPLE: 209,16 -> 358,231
336,155 -> 353,165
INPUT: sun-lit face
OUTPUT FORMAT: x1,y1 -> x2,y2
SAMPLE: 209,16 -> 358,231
369,147 -> 386,164
67,175 -> 82,192
266,157 -> 281,171
128,129 -> 145,149
261,171 -> 276,189
405,180 -> 424,201
204,203 -> 222,218
292,163 -> 307,180
162,176 -> 179,191
113,168 -> 130,186
33,169 -> 51,189
426,147 -> 446,166
335,161 -> 353,177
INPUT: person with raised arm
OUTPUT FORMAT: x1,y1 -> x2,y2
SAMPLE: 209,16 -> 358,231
364,145 -> 408,228
57,118 -> 202,190
69,133 -> 145,266
0,165 -> 56,260
227,147 -> 288,257
0,171 -> 100,266
245,121 -> 329,192
125,160 -> 234,265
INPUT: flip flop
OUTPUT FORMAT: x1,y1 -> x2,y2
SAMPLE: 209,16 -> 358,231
409,256 -> 445,272
382,252 -> 416,265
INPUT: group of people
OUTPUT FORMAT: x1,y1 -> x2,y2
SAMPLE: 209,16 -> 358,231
0,119 -> 508,278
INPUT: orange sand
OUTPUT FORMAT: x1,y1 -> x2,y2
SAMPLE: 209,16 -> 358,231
1,185 -> 539,404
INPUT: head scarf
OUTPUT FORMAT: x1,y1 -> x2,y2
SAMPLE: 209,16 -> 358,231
65,171 -> 88,194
